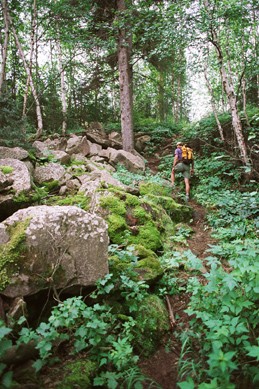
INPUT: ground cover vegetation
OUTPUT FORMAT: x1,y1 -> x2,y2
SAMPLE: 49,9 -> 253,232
0,0 -> 258,387
0,108 -> 258,388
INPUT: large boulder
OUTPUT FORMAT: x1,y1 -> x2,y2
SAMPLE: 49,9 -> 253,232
0,205 -> 109,298
32,138 -> 67,158
0,158 -> 31,193
34,162 -> 66,184
0,146 -> 29,160
106,148 -> 146,173
66,135 -> 90,156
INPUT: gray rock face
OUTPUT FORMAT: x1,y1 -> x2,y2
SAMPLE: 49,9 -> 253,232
34,162 -> 66,184
0,146 -> 29,160
0,205 -> 109,297
0,158 -> 31,193
66,135 -> 90,156
107,148 -> 145,172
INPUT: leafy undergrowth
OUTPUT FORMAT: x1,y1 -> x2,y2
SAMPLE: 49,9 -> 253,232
0,149 -> 258,389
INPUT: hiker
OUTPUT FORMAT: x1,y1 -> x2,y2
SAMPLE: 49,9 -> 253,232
171,141 -> 194,201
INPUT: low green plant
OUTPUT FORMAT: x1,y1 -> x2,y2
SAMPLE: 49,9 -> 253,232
0,321 -> 14,388
177,151 -> 259,388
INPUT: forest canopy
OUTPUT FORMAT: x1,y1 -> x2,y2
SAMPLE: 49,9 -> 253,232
0,0 -> 258,161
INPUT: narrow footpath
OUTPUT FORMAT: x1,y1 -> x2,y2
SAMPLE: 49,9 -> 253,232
140,158 -> 215,388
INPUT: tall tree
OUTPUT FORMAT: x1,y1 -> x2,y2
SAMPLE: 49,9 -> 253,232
203,0 -> 249,165
6,0 -> 43,137
0,0 -> 9,93
117,0 -> 134,152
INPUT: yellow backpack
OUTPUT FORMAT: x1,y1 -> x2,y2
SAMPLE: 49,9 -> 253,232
181,145 -> 193,165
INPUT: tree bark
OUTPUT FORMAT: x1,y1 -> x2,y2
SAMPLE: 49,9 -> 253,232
117,0 -> 134,152
204,60 -> 225,141
212,37 -> 249,165
203,0 -> 249,165
57,35 -> 67,135
0,0 -> 9,93
6,2 -> 43,138
22,0 -> 37,120
158,70 -> 165,121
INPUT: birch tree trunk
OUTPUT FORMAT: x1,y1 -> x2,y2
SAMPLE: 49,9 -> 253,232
6,3 -> 43,138
22,0 -> 37,119
204,61 -> 225,140
0,0 -> 9,93
57,35 -> 67,135
203,0 -> 249,165
117,0 -> 134,152
211,31 -> 249,165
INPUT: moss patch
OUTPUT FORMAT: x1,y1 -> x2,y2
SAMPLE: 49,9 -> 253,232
47,192 -> 90,210
99,194 -> 126,215
99,185 -> 189,253
139,182 -> 170,197
0,165 -> 14,174
57,360 -> 97,389
128,221 -> 162,251
107,214 -> 128,243
133,294 -> 170,356
0,219 -> 30,291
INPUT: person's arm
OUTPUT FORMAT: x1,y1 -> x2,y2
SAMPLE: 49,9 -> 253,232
172,153 -> 179,169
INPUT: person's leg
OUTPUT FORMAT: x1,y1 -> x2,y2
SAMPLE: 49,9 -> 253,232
184,177 -> 190,196
171,168 -> 175,186
183,165 -> 191,200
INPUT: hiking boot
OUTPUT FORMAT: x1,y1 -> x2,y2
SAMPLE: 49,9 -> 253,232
186,195 -> 190,202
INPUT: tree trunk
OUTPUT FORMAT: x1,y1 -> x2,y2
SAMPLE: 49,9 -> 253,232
210,43 -> 249,165
177,76 -> 182,120
57,35 -> 67,135
204,62 -> 225,141
6,3 -> 43,138
22,0 -> 37,121
117,0 -> 134,152
158,71 -> 165,121
171,68 -> 177,121
204,0 -> 249,166
0,0 -> 9,93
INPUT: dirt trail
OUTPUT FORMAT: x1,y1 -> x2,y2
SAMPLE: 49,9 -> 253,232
140,157 -> 215,388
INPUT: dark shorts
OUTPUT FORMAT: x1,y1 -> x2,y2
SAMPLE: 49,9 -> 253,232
173,162 -> 191,179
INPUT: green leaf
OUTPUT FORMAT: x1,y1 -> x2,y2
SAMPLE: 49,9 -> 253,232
33,359 -> 44,372
246,345 -> 259,360
0,327 -> 12,339
178,378 -> 195,389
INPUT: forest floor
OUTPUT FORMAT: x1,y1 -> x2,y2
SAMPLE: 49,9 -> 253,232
15,153 -> 214,389
139,156 -> 215,388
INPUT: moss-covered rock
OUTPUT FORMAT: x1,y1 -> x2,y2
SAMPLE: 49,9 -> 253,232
139,182 -> 170,197
0,219 -> 30,291
107,214 -> 128,243
99,183 -> 191,253
99,194 -> 126,215
47,192 -> 90,210
128,221 -> 162,251
108,244 -> 162,282
133,294 -> 170,356
57,360 -> 97,389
